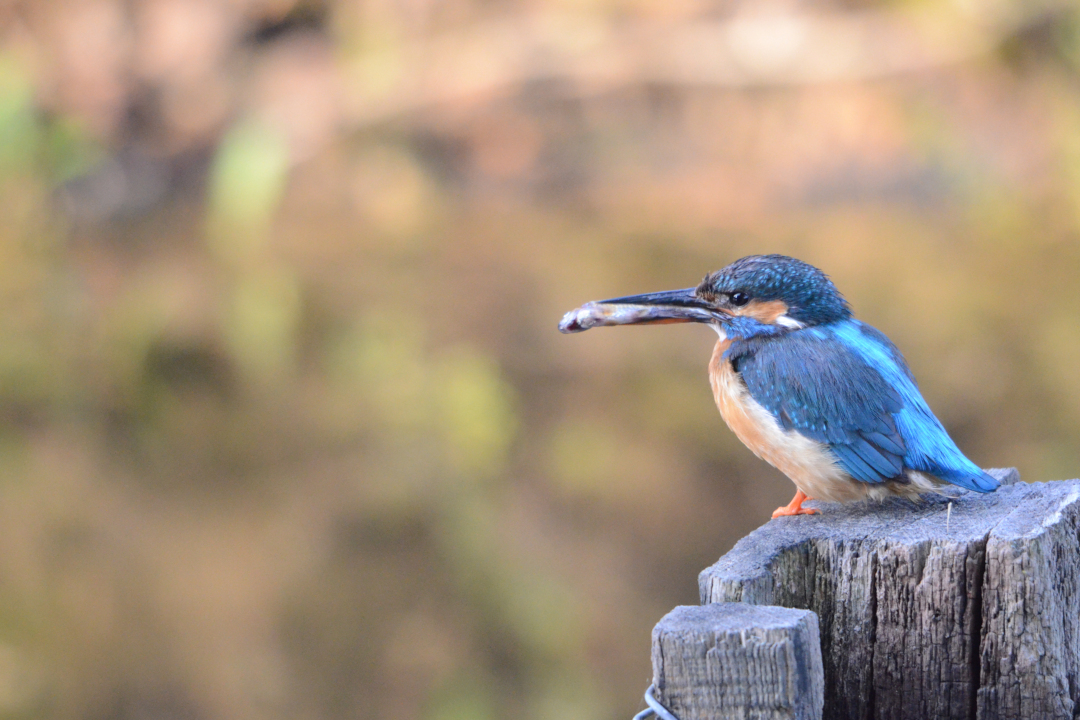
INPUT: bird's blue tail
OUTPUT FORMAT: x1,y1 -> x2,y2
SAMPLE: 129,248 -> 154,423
930,465 -> 999,493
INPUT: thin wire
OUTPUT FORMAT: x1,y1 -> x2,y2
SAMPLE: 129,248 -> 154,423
632,684 -> 680,720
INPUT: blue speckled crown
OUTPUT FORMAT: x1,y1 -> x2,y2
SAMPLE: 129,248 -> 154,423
702,254 -> 851,325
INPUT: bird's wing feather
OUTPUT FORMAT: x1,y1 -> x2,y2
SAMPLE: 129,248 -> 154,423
829,321 -> 998,493
731,329 -> 907,484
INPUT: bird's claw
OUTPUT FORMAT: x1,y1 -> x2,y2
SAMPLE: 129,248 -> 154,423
771,505 -> 819,518
771,490 -> 817,518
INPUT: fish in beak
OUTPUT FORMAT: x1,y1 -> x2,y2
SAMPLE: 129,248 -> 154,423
558,287 -> 724,333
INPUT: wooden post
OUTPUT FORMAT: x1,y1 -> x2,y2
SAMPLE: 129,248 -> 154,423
651,603 -> 824,720
696,469 -> 1080,720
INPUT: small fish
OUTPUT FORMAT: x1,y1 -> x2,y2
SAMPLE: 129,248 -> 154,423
559,301 -> 719,334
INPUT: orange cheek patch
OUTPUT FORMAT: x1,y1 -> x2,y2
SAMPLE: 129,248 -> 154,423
734,299 -> 789,324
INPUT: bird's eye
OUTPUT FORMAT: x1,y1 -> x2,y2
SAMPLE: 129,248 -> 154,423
729,292 -> 750,307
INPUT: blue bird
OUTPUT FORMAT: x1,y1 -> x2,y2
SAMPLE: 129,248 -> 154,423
558,254 -> 998,517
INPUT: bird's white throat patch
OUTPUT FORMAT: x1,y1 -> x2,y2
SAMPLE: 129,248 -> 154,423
775,315 -> 805,329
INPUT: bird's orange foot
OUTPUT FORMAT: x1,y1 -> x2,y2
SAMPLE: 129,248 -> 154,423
771,490 -> 818,518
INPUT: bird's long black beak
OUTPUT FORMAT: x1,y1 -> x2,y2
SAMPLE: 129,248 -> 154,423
599,288 -> 710,308
558,287 -> 721,333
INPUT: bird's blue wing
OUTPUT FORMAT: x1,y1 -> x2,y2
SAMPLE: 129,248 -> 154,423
731,320 -> 997,492
731,329 -> 907,484
827,321 -> 998,492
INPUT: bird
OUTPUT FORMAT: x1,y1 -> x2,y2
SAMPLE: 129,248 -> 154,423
558,254 -> 998,517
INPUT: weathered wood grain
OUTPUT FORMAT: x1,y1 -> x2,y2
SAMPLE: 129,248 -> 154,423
651,603 -> 824,720
977,479 -> 1080,719
697,469 -> 1080,720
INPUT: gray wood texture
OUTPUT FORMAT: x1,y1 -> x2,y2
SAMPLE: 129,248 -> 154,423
697,469 -> 1080,720
652,603 -> 824,720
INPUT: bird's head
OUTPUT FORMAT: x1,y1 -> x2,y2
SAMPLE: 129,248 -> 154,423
559,254 -> 851,337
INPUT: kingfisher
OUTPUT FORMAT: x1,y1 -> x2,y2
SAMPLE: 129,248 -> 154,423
558,254 -> 998,517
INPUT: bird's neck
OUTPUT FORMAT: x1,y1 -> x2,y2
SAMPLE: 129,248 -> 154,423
722,315 -> 791,341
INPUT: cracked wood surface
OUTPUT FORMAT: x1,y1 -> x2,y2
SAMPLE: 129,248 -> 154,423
651,604 -> 824,720
697,469 -> 1080,720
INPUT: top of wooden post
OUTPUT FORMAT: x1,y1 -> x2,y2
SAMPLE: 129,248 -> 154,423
698,469 -> 1080,720
700,467 -> 1029,605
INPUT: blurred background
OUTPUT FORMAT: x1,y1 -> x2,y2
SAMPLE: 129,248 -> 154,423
1,0 -> 1079,717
